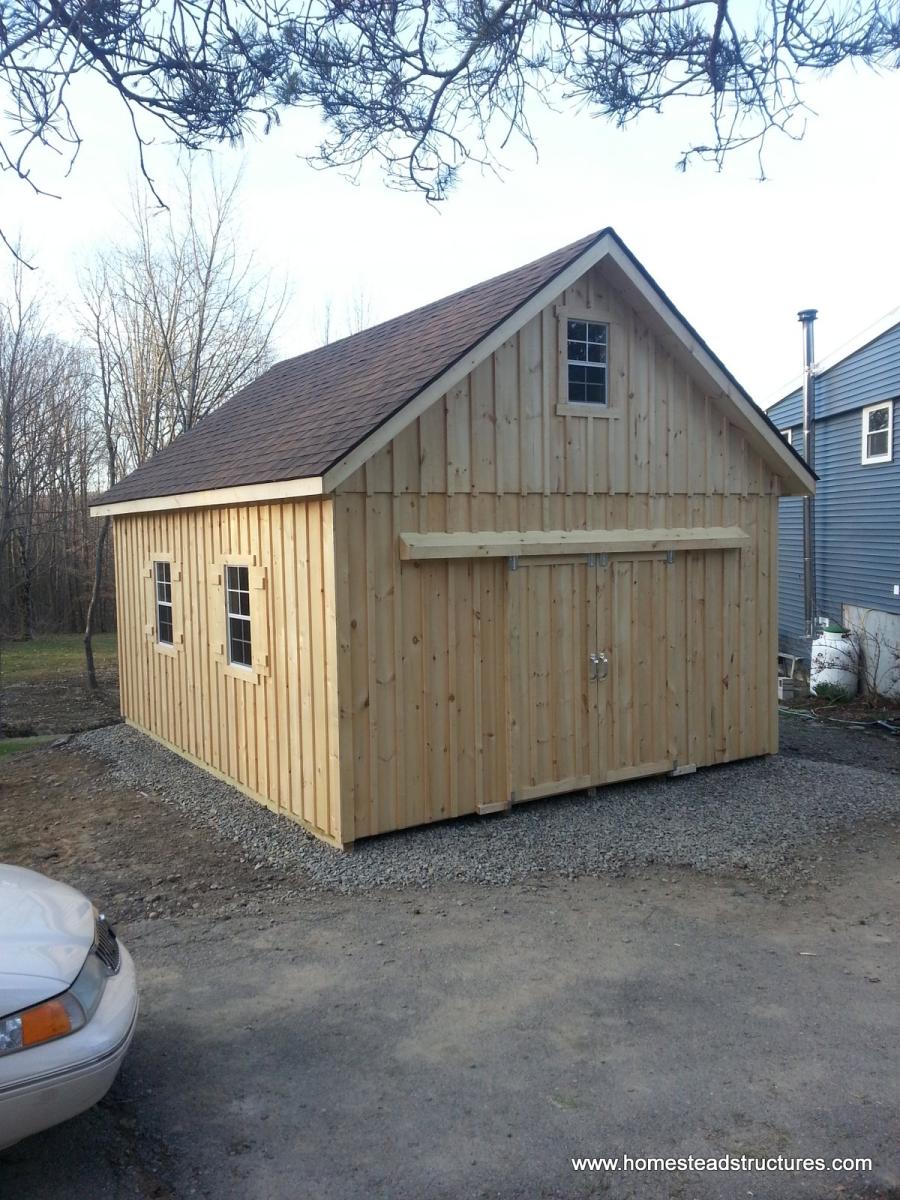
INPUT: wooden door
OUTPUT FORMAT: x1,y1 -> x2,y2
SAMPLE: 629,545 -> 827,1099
601,557 -> 678,782
507,559 -> 601,803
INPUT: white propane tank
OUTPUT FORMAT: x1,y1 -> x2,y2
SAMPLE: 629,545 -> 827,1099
810,622 -> 858,698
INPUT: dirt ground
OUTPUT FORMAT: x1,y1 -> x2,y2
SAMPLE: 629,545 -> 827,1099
778,707 -> 900,774
0,673 -> 120,736
0,715 -> 898,1199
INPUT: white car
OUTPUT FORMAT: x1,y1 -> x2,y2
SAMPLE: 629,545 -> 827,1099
0,865 -> 138,1149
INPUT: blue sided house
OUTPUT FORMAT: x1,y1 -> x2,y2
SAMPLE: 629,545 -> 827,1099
768,308 -> 900,697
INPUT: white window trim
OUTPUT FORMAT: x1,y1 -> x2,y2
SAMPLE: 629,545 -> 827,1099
225,564 -> 253,670
861,400 -> 893,465
154,561 -> 174,646
565,317 -> 610,409
144,555 -> 182,656
780,428 -> 792,446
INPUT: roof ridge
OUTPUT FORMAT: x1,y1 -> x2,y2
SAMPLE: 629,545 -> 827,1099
268,227 -> 612,372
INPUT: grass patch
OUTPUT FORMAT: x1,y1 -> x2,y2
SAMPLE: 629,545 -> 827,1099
0,634 -> 118,685
0,734 -> 57,757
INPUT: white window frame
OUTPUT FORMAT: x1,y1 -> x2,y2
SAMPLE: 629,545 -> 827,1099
154,560 -> 174,646
565,318 -> 609,408
861,401 -> 893,465
225,564 -> 253,669
780,428 -> 792,446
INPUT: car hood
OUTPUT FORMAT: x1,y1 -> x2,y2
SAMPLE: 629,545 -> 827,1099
0,865 -> 94,1016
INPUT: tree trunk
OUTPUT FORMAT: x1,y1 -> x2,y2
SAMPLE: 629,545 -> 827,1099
84,515 -> 110,689
16,532 -> 35,640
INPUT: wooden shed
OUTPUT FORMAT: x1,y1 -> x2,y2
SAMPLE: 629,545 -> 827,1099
92,228 -> 815,848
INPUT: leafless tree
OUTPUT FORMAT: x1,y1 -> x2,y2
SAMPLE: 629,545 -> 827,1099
80,169 -> 285,683
315,296 -> 334,346
346,288 -> 373,336
0,249 -> 99,731
0,0 -> 897,228
82,171 -> 285,472
0,262 -> 90,639
314,287 -> 375,346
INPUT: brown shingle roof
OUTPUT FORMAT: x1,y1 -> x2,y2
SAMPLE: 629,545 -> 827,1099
98,228 -> 610,505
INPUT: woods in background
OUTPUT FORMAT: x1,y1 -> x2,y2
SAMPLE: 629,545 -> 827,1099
0,171 -> 284,646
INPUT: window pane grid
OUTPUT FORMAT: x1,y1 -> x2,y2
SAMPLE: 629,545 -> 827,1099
225,565 -> 253,668
567,319 -> 608,406
154,561 -> 174,645
863,403 -> 893,463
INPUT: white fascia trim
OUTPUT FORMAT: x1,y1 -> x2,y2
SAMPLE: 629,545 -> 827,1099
90,475 -> 325,517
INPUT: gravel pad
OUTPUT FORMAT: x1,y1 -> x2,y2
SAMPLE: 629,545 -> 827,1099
76,724 -> 900,893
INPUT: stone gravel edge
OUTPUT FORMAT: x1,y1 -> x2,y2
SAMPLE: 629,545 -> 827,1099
73,724 -> 900,895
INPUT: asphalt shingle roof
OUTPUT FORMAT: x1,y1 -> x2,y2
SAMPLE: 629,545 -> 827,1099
98,228 -> 608,505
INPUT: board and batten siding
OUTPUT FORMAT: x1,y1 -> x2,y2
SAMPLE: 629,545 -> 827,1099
333,262 -> 782,841
113,499 -> 344,845
770,319 -> 900,646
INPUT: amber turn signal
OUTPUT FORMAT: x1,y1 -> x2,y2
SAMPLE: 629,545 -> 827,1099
21,998 -> 73,1047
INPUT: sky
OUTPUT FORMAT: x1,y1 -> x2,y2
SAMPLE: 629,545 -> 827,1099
1,59 -> 898,408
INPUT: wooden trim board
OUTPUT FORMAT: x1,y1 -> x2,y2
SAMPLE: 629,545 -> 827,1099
91,475 -> 325,518
399,526 -> 749,561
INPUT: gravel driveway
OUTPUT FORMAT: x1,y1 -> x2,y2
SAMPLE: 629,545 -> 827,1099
77,722 -> 900,892
1,718 -> 897,1200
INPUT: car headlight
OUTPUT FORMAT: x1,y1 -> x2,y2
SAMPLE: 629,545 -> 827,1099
0,951 -> 109,1056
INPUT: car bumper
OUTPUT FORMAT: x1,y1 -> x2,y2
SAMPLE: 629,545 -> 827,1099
0,943 -> 138,1150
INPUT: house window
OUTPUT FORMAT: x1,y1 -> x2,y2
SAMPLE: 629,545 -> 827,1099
225,565 -> 253,668
781,428 -> 792,446
567,319 -> 608,406
862,401 -> 893,464
154,561 -> 173,645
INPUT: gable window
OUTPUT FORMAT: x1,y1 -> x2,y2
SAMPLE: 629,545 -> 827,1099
862,401 -> 893,464
154,561 -> 174,645
225,565 -> 253,668
567,319 -> 608,406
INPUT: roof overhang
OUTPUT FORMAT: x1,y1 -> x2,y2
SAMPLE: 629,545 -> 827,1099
89,474 -> 324,518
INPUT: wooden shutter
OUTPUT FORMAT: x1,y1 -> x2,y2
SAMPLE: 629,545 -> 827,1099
145,558 -> 183,651
169,562 -> 184,646
143,563 -> 155,641
249,565 -> 270,674
209,565 -> 226,659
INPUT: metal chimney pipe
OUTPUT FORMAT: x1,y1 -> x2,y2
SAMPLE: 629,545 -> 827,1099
798,309 -> 817,639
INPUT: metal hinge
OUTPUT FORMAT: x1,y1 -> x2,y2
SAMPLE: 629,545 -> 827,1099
507,555 -> 519,571
665,549 -> 675,566
589,651 -> 609,681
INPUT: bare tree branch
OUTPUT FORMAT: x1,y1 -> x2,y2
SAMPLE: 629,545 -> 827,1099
0,0 -> 896,219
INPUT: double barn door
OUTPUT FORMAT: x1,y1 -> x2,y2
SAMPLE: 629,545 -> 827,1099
507,554 -> 688,803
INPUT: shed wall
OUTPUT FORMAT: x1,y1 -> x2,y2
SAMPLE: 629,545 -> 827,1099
334,265 -> 780,841
113,499 -> 343,844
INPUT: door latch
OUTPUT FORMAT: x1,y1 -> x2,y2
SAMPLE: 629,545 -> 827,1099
590,651 -> 609,681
